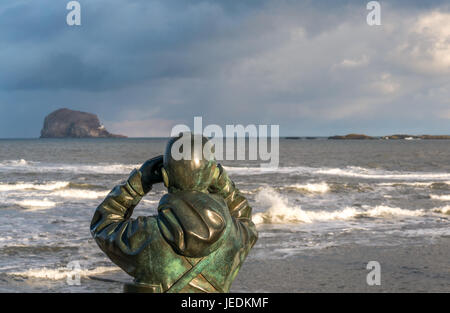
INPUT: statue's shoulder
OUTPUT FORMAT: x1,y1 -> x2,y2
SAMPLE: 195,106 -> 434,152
156,191 -> 230,258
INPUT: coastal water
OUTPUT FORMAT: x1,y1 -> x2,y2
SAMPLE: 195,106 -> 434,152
0,138 -> 449,292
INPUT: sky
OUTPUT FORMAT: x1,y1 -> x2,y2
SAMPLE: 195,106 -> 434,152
0,0 -> 449,138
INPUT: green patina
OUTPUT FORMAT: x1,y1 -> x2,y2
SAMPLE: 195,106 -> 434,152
90,135 -> 258,293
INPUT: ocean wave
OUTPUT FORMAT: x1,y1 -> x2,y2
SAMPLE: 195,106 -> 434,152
225,165 -> 450,181
316,166 -> 450,180
2,160 -> 448,181
433,205 -> 450,215
0,159 -> 137,175
430,194 -> 450,201
16,199 -> 57,211
224,166 -> 304,175
15,159 -> 29,166
0,182 -> 70,192
252,187 -> 425,225
284,182 -> 330,194
49,189 -> 108,199
1,159 -> 30,166
0,182 -> 107,194
378,182 -> 433,187
67,182 -> 105,190
8,266 -> 119,280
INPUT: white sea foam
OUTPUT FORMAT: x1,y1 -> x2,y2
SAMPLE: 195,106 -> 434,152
286,182 -> 330,193
252,187 -> 424,225
0,182 -> 70,192
0,180 -> 109,200
224,166 -> 310,175
49,189 -> 108,199
433,205 -> 450,214
315,166 -> 450,180
16,159 -> 28,166
430,194 -> 450,201
1,159 -> 30,166
2,160 -> 448,182
16,199 -> 57,210
8,266 -> 119,280
378,182 -> 434,187
3,160 -> 448,181
361,206 -> 424,218
225,165 -> 450,181
0,160 -> 137,174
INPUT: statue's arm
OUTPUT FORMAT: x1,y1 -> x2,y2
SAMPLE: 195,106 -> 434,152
90,169 -> 154,276
210,165 -> 258,247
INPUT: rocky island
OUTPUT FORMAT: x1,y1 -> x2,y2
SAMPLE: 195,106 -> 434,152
40,108 -> 126,138
328,134 -> 376,140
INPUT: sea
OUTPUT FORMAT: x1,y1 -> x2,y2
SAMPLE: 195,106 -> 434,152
0,138 -> 449,292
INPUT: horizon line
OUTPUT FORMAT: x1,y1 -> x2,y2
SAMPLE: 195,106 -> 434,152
1,133 -> 450,140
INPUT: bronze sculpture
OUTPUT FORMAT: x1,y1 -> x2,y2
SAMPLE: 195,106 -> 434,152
90,134 -> 258,292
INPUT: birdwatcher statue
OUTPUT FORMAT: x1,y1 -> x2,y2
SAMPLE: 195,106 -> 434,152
90,133 -> 258,292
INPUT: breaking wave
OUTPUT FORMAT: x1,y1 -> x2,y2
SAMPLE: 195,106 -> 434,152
430,194 -> 450,201
315,167 -> 450,180
0,160 -> 137,175
225,165 -> 450,181
378,182 -> 432,187
3,160 -> 448,182
49,189 -> 108,199
0,182 -> 109,204
8,266 -> 119,280
16,199 -> 57,211
0,182 -> 70,192
284,182 -> 330,194
433,205 -> 450,215
252,187 -> 425,225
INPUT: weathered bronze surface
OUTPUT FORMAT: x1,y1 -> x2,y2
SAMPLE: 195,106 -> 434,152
90,134 -> 258,293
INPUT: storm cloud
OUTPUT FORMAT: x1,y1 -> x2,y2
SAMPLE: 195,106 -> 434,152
0,0 -> 449,137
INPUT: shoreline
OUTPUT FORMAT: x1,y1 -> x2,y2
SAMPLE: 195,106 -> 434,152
232,239 -> 450,292
4,240 -> 447,293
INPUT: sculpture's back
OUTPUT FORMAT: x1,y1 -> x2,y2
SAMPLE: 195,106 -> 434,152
90,133 -> 258,292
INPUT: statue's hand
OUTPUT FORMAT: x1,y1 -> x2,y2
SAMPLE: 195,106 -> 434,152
208,163 -> 231,196
139,155 -> 164,194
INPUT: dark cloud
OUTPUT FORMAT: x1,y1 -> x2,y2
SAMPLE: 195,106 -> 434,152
0,0 -> 449,137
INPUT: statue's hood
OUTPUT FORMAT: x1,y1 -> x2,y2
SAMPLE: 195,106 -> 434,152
157,191 -> 228,258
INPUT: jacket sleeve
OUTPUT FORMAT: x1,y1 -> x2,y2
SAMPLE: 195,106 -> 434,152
210,165 -> 258,247
90,169 -> 155,276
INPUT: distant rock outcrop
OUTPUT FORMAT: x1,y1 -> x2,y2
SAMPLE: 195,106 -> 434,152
420,135 -> 450,139
40,108 -> 126,138
383,134 -> 420,140
327,133 -> 450,140
328,134 -> 376,140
